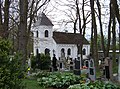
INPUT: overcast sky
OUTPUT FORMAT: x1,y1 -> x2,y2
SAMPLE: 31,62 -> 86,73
40,0 -> 119,39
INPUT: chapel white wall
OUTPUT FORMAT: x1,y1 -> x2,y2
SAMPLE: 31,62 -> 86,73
32,25 -> 90,60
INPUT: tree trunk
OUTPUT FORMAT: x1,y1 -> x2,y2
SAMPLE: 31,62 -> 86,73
0,0 -> 10,38
91,24 -> 94,58
111,0 -> 120,24
75,0 -> 83,61
82,0 -> 86,37
90,0 -> 98,70
93,20 -> 98,70
74,18 -> 77,34
96,0 -> 106,57
112,17 -> 116,72
118,21 -> 120,83
18,0 -> 28,66
0,0 -> 3,37
118,58 -> 120,82
3,0 -> 10,38
0,0 -> 2,24
106,2 -> 113,57
26,0 -> 35,56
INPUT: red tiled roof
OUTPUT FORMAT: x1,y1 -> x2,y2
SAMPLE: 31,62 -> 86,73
53,32 -> 89,44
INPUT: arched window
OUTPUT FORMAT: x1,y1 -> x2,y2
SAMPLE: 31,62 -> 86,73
85,61 -> 89,67
45,48 -> 50,55
67,48 -> 71,55
61,48 -> 65,53
36,31 -> 39,37
90,60 -> 94,67
82,48 -> 86,55
45,30 -> 48,37
61,48 -> 65,57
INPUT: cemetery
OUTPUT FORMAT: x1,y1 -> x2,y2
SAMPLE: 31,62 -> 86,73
0,27 -> 120,89
24,52 -> 120,89
0,0 -> 120,89
25,10 -> 120,89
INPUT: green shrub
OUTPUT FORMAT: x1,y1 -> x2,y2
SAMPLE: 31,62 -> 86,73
40,54 -> 51,70
37,72 -> 81,88
31,53 -> 51,70
34,71 -> 52,78
68,80 -> 120,89
0,38 -> 25,89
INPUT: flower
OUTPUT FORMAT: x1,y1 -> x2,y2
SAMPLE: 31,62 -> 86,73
83,66 -> 88,69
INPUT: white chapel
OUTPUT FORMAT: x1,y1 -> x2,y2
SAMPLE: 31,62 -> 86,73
32,13 -> 90,60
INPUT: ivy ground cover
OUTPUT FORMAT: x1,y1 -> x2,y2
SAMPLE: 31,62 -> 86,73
36,72 -> 81,89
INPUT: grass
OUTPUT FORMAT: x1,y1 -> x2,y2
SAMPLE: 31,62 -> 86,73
24,79 -> 46,89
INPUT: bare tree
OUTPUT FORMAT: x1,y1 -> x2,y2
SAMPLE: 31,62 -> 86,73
53,0 -> 91,61
27,0 -> 50,55
0,0 -> 10,38
111,0 -> 120,24
90,0 -> 98,69
106,4 -> 112,57
18,0 -> 28,66
96,0 -> 106,57
18,0 -> 51,65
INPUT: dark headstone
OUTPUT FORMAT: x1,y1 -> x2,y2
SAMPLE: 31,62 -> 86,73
74,60 -> 80,69
89,68 -> 94,75
74,59 -> 81,75
52,54 -> 57,71
60,63 -> 62,68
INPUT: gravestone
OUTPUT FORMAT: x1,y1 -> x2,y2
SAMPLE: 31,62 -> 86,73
74,59 -> 81,75
66,58 -> 74,70
83,56 -> 96,81
104,57 -> 110,80
57,50 -> 67,71
52,54 -> 57,71
88,59 -> 96,81
103,57 -> 113,81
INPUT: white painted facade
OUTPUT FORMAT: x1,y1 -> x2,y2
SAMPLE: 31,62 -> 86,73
32,26 -> 90,60
32,14 -> 90,60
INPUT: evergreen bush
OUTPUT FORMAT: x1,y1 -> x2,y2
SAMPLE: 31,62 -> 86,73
0,38 -> 25,89
31,53 -> 51,70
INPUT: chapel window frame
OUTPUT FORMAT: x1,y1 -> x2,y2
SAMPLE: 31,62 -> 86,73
45,30 -> 49,37
36,31 -> 39,37
82,48 -> 86,55
45,48 -> 50,55
67,48 -> 71,55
